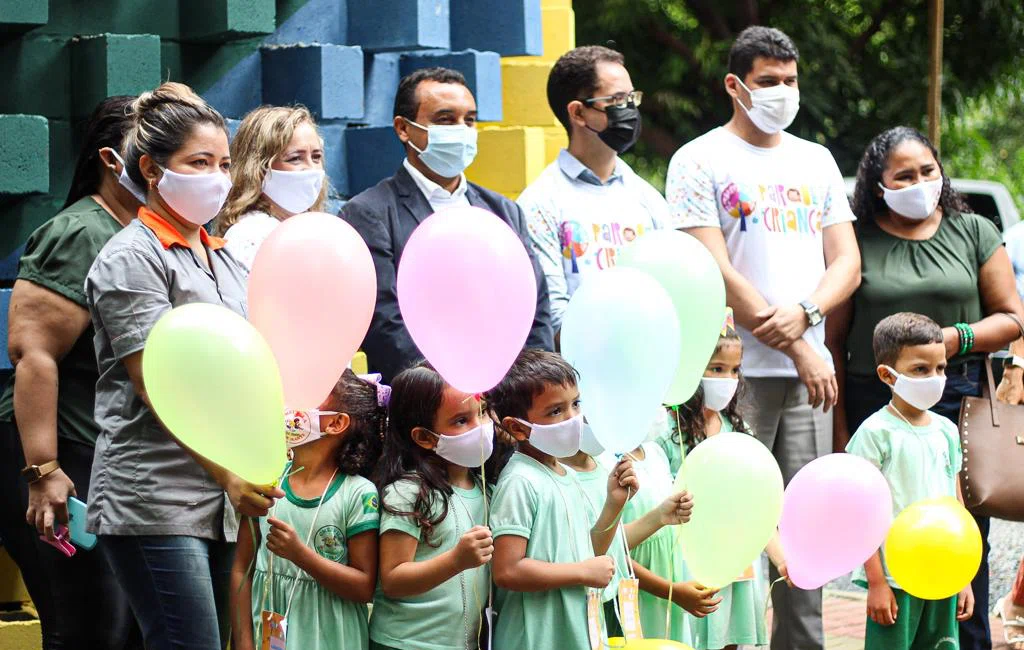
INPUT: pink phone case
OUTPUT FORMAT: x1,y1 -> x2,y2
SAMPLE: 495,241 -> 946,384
39,524 -> 75,557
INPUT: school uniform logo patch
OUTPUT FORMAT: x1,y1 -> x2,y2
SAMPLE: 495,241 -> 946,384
362,493 -> 379,514
314,525 -> 345,562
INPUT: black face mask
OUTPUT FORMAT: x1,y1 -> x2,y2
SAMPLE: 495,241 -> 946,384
588,104 -> 642,154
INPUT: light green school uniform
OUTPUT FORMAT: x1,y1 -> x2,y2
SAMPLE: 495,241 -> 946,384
575,462 -> 631,604
490,452 -> 603,650
370,477 -> 489,650
252,471 -> 380,650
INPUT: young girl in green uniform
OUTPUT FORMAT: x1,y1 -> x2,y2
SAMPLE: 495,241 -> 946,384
660,313 -> 787,650
231,370 -> 386,650
370,364 -> 494,650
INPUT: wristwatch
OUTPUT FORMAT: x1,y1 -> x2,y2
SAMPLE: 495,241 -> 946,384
21,460 -> 60,484
1003,355 -> 1024,370
799,301 -> 823,327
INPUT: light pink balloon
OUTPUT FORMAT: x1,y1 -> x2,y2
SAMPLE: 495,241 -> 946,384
779,453 -> 893,590
397,206 -> 537,393
248,212 -> 376,409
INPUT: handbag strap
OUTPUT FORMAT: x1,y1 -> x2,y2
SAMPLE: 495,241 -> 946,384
984,357 -> 1000,427
999,312 -> 1024,339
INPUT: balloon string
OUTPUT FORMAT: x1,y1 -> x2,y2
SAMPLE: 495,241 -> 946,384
477,429 -> 492,648
765,576 -> 786,624
667,405 -> 684,639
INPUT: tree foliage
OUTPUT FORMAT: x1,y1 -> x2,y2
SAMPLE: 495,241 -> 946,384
575,0 -> 1024,191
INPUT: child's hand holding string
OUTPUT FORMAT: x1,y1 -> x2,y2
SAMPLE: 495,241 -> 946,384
266,517 -> 310,565
672,581 -> 721,618
657,491 -> 693,526
606,458 -> 639,508
452,525 -> 493,571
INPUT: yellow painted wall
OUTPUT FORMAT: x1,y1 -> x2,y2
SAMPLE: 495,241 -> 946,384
466,0 -> 574,199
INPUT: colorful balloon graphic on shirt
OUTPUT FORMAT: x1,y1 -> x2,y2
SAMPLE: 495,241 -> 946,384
618,229 -> 726,406
719,181 -> 825,235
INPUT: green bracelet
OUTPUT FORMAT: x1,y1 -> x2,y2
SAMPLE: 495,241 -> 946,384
955,322 -> 975,356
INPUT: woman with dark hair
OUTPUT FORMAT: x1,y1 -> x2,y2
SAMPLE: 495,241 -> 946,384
0,96 -> 143,648
828,126 -> 1024,650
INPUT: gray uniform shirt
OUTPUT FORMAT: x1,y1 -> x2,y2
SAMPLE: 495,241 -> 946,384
84,209 -> 248,540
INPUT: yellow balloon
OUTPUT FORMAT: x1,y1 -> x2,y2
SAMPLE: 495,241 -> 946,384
622,640 -> 695,650
884,497 -> 982,600
142,303 -> 288,484
608,638 -> 627,648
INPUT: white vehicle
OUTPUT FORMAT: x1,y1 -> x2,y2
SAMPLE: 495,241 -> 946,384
844,177 -> 1020,232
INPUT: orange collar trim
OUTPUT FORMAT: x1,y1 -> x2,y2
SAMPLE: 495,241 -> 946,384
138,207 -> 226,251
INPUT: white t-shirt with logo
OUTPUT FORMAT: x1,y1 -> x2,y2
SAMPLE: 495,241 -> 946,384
666,127 -> 855,378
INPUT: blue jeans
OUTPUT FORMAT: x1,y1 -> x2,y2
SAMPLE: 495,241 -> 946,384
845,360 -> 991,649
99,535 -> 235,650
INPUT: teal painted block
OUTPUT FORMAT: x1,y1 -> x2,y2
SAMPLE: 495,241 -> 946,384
72,34 -> 162,118
0,115 -> 49,196
0,36 -> 71,119
349,0 -> 449,52
0,0 -> 48,33
41,0 -> 180,39
180,0 -> 275,42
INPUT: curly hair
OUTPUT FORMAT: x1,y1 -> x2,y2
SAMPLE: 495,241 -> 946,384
214,105 -> 327,235
321,369 -> 386,478
669,330 -> 749,452
852,126 -> 971,225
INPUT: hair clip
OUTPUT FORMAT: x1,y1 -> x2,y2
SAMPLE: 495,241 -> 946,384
358,373 -> 392,408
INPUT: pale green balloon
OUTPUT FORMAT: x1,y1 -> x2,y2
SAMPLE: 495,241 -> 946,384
674,432 -> 784,589
618,229 -> 726,406
142,303 -> 288,485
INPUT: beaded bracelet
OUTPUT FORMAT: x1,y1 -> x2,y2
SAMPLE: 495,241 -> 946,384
955,322 -> 975,356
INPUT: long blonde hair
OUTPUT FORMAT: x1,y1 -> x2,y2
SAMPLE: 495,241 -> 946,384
214,105 -> 327,235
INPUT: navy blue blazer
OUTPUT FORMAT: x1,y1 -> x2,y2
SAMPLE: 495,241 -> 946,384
340,164 -> 554,381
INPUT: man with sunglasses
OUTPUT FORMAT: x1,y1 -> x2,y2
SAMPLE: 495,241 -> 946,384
519,45 -> 676,344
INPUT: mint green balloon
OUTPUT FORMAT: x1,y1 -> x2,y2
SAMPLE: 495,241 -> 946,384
618,229 -> 726,406
142,303 -> 287,484
673,432 -> 784,589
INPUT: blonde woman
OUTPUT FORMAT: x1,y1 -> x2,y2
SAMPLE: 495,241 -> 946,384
215,105 -> 327,270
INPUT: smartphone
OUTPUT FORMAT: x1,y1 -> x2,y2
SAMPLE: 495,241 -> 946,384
67,497 -> 96,550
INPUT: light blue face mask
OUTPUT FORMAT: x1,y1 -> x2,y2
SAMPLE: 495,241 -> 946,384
405,119 -> 478,179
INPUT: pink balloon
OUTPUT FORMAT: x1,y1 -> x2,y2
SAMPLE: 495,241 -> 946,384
397,206 -> 537,393
248,212 -> 376,409
779,453 -> 893,590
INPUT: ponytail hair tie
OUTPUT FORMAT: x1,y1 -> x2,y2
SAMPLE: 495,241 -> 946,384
358,373 -> 392,408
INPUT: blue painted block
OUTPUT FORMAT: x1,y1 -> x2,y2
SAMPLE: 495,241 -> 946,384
203,50 -> 262,120
225,118 -> 241,139
348,0 -> 449,52
266,0 -> 345,46
319,122 -> 350,199
345,126 -> 405,196
399,50 -> 502,121
363,52 -> 402,127
450,0 -> 542,56
261,45 -> 364,120
0,244 -> 24,282
0,289 -> 11,370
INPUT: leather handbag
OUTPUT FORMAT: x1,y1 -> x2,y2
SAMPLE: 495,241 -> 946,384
958,356 -> 1024,521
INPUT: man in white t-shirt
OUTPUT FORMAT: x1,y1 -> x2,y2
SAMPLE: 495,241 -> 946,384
519,46 -> 676,341
666,26 -> 861,650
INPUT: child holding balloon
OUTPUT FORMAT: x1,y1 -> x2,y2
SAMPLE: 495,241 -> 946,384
485,349 -> 637,650
561,423 -> 696,640
661,311 -> 785,650
368,363 -> 494,650
231,370 -> 386,650
846,313 -> 973,650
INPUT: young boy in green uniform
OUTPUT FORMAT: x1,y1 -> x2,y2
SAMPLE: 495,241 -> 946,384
846,312 -> 974,649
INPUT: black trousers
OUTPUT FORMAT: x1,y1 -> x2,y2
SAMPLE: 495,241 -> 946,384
845,362 -> 992,649
0,421 -> 142,649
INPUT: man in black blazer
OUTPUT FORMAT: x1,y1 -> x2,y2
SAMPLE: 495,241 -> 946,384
341,67 -> 554,381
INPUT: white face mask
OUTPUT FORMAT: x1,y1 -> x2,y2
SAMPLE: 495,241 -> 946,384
701,377 -> 740,412
285,409 -> 339,448
262,167 -> 325,215
428,420 -> 494,468
156,167 -> 232,226
406,120 -> 478,178
579,421 -> 605,456
109,150 -> 148,205
517,413 -> 584,458
884,366 -> 946,411
735,77 -> 800,134
879,178 -> 943,221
